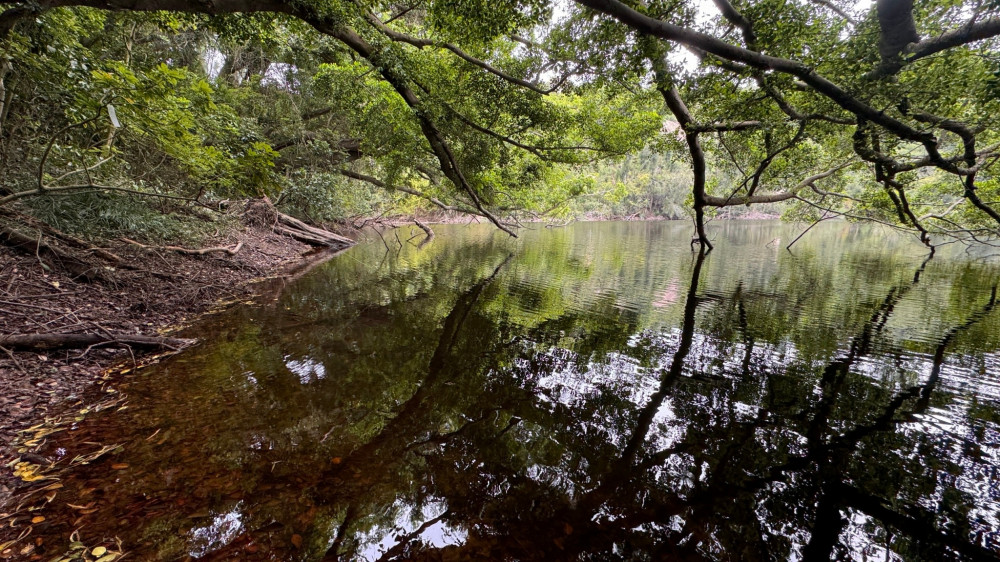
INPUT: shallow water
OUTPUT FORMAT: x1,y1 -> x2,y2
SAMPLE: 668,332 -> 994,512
17,221 -> 1000,560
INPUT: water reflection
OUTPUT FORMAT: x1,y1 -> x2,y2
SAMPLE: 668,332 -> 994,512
10,221 -> 1000,560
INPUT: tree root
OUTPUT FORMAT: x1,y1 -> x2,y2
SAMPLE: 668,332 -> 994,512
122,237 -> 244,256
0,332 -> 195,351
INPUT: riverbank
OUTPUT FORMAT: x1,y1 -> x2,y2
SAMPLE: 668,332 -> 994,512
0,206 -> 356,513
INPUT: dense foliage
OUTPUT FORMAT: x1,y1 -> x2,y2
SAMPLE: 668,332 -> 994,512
0,0 -> 998,248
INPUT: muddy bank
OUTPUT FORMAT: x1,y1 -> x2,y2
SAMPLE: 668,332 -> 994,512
0,209 -> 354,513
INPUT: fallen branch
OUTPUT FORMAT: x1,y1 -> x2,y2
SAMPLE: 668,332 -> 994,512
0,225 -> 109,282
275,211 -> 354,247
0,345 -> 26,375
121,237 -> 244,256
27,218 -> 127,264
0,332 -> 196,351
413,218 -> 434,239
244,197 -> 355,248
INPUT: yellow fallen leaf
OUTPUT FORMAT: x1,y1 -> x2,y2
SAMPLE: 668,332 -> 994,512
91,546 -> 107,557
30,516 -> 44,524
95,554 -> 118,562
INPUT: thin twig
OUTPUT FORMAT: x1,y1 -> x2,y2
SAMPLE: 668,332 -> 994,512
786,211 -> 831,251
0,298 -> 64,313
0,344 -> 26,375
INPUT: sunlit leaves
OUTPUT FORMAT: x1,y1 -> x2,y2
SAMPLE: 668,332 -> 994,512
427,0 -> 551,44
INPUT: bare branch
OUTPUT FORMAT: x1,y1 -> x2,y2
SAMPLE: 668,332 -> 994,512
704,161 -> 853,206
807,0 -> 857,25
690,120 -> 763,132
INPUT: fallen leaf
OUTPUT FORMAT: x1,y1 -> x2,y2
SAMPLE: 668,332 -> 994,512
30,516 -> 44,524
110,463 -> 128,470
91,546 -> 107,557
95,554 -> 118,562
331,457 -> 342,464
291,534 -> 302,549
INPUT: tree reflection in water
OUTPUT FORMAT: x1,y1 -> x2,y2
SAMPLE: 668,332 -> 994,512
10,222 -> 1000,561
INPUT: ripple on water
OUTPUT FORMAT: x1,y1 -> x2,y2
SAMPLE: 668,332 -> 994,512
10,220 -> 1000,561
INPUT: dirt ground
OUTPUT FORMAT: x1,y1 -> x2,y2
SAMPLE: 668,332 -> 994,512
0,215 -> 347,511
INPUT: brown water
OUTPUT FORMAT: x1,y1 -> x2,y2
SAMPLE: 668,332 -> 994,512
13,221 -> 1000,560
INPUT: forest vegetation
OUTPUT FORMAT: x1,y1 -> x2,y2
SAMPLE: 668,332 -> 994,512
0,0 -> 997,252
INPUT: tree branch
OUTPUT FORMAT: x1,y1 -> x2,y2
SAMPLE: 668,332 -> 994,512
905,17 -> 1000,66
572,0 -> 937,147
875,0 -> 920,70
704,161 -> 853,206
338,168 -> 483,216
361,10 -> 558,95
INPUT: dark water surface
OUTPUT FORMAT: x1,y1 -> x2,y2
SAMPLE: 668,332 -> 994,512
24,221 -> 1000,560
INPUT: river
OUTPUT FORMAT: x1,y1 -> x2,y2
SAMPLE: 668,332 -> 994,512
13,221 -> 1000,560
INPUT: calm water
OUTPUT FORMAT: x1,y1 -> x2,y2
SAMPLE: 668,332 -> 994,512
16,221 -> 1000,560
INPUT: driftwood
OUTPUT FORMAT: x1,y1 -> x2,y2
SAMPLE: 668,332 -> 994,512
244,197 -> 355,248
122,237 -> 244,256
413,218 -> 435,239
0,332 -> 196,351
274,212 -> 354,247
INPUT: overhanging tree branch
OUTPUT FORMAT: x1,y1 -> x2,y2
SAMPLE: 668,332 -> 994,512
360,9 -> 559,95
338,168 -> 484,217
572,0 -> 937,144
